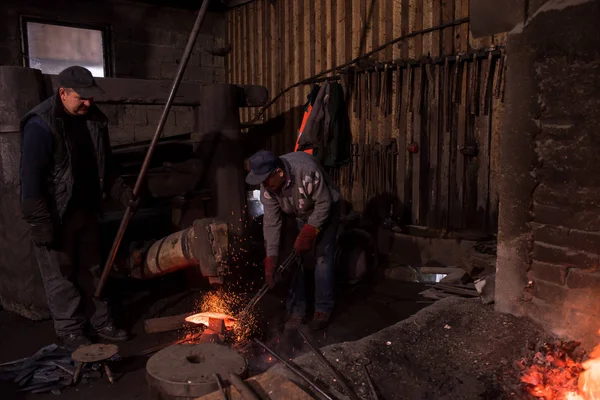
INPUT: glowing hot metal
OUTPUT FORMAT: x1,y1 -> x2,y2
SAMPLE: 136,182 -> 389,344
185,312 -> 237,330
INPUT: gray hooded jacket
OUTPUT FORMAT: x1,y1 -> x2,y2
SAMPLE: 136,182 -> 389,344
260,151 -> 340,257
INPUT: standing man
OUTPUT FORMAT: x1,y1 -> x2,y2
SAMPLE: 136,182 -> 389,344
20,66 -> 136,350
246,150 -> 340,331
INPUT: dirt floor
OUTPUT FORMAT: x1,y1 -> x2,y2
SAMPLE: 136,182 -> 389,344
0,276 -> 430,400
267,297 -> 552,400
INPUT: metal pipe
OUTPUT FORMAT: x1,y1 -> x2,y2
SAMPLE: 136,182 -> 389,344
228,373 -> 260,400
254,339 -> 333,400
299,331 -> 362,400
95,0 -> 212,298
213,373 -> 228,400
239,251 -> 299,317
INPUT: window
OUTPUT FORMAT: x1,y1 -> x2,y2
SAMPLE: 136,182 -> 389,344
21,18 -> 110,77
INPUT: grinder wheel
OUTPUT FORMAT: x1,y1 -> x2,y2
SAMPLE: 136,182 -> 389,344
146,343 -> 248,398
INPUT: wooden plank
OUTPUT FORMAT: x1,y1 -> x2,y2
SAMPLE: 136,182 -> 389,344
475,53 -> 493,232
431,0 -> 441,57
463,60 -> 478,229
401,0 -> 409,58
452,57 -> 466,229
198,371 -> 314,400
321,0 -> 329,74
438,60 -> 450,229
296,0 -> 304,145
265,0 -> 273,119
243,6 -> 251,121
144,313 -> 193,334
226,12 -> 232,83
411,65 -> 423,225
414,0 -> 424,58
392,0 -> 404,216
345,0 -> 353,66
309,0 -> 316,77
427,63 -> 440,227
488,55 -> 504,233
371,0 -> 380,145
326,0 -> 336,71
441,0 -> 454,56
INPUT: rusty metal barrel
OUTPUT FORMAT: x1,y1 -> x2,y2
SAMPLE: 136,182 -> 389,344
130,218 -> 228,285
0,66 -> 50,319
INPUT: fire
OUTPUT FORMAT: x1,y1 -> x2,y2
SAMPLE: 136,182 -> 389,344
519,331 -> 600,399
185,311 -> 237,330
189,290 -> 259,343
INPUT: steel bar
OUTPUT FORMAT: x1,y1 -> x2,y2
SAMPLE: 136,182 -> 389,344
239,251 -> 299,317
254,339 -> 333,400
299,331 -> 361,400
95,0 -> 212,298
213,373 -> 228,400
228,373 -> 260,400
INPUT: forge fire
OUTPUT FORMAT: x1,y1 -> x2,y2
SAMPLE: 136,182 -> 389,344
519,334 -> 600,400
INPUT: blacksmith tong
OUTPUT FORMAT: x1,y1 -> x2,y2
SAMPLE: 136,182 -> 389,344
239,251 -> 301,317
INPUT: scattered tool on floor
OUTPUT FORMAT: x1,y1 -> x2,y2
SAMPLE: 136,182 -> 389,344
228,372 -> 260,400
299,331 -> 361,400
254,339 -> 333,400
355,357 -> 380,400
213,373 -> 228,400
238,251 -> 301,318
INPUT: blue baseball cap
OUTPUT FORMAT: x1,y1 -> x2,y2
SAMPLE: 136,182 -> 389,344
245,150 -> 280,185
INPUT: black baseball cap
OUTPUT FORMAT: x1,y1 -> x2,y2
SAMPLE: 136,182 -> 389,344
57,66 -> 105,98
245,150 -> 280,185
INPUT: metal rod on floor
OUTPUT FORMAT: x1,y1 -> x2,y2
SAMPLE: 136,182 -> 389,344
254,339 -> 333,400
94,0 -> 212,298
299,331 -> 362,400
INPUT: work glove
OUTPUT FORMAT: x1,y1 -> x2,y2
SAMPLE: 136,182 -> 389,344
30,223 -> 54,248
293,224 -> 318,254
264,256 -> 278,288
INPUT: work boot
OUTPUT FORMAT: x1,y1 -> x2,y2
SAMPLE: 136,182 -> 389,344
59,333 -> 92,352
308,312 -> 331,331
284,315 -> 305,331
93,323 -> 129,342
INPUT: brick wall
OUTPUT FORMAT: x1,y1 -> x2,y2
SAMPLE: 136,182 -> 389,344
0,0 -> 226,82
101,104 -> 195,145
495,0 -> 600,349
0,0 -> 226,144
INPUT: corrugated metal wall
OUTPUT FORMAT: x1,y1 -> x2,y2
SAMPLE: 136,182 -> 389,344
227,0 -> 507,234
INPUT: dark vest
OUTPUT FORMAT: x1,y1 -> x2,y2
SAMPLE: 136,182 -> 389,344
20,93 -> 109,219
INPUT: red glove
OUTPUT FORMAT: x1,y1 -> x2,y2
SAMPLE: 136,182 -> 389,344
294,224 -> 318,254
264,256 -> 278,288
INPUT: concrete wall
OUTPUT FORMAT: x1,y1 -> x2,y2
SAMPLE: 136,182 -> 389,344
495,0 -> 600,349
0,0 -> 227,145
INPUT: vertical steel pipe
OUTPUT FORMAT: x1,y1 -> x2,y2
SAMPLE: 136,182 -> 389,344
95,0 -> 212,297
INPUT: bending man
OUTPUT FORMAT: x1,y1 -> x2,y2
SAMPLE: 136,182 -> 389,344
246,150 -> 340,330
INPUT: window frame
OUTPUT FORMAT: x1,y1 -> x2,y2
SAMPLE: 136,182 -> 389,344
19,15 -> 113,77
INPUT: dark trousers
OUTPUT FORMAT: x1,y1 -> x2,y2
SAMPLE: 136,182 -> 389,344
287,203 -> 339,317
34,208 -> 111,337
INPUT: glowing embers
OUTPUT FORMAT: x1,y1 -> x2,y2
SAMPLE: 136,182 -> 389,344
519,334 -> 600,400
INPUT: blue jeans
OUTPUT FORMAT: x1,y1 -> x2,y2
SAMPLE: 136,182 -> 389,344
287,206 -> 339,317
